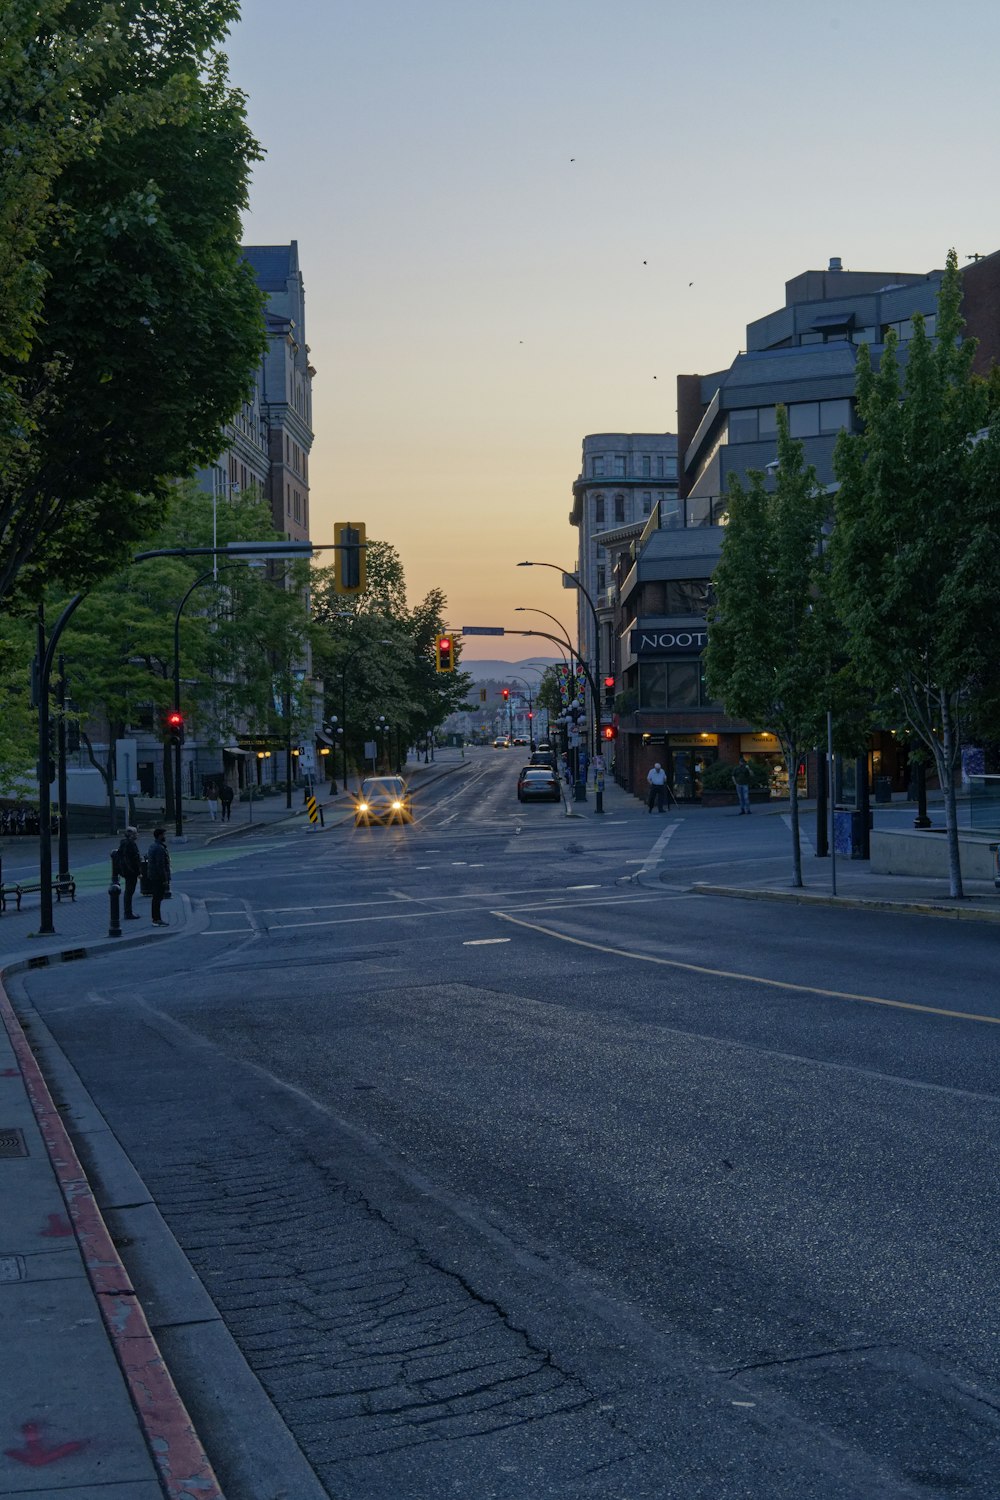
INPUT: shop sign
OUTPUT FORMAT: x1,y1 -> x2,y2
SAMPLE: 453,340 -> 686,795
630,629 -> 708,655
740,733 -> 781,751
670,734 -> 718,748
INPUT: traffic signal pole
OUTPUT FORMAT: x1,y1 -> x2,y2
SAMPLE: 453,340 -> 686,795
34,595 -> 85,935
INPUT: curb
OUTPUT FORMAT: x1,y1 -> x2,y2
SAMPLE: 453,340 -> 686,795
692,882 -> 1000,922
0,969 -> 223,1500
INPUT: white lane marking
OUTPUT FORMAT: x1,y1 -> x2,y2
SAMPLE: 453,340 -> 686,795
567,884 -> 600,890
268,892 -> 661,931
781,813 -> 814,855
463,938 -> 511,946
639,822 -> 681,877
199,928 -> 256,935
387,889 -> 417,902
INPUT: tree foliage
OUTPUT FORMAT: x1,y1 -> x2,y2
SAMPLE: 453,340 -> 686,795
0,0 -> 265,606
831,249 -> 1000,896
705,407 -> 839,885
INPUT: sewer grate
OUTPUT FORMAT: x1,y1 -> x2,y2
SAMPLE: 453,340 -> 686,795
0,1128 -> 28,1158
0,1256 -> 25,1282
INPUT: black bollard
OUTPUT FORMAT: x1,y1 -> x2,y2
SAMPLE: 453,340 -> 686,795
108,851 -> 122,938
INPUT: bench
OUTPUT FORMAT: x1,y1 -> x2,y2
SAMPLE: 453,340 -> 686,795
0,878 -> 76,913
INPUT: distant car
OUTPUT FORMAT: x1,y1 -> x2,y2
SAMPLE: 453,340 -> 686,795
529,751 -> 556,768
354,776 -> 413,826
517,766 -> 561,803
493,737 -> 510,748
511,736 -> 529,747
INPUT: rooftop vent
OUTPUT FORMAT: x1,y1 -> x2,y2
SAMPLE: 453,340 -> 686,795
828,257 -> 843,272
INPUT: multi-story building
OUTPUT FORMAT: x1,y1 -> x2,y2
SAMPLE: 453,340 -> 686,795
609,251 -> 1000,802
569,433 -> 679,708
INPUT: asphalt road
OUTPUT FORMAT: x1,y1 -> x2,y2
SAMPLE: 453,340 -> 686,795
15,751 -> 1000,1499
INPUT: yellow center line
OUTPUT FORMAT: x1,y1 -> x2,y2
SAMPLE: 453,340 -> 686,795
492,912 -> 1000,1027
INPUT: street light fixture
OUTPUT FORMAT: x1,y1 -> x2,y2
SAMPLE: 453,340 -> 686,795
516,562 -> 602,753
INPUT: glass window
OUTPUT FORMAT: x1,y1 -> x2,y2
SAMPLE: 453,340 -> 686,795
728,409 -> 758,444
757,406 -> 778,437
594,494 -> 605,524
642,455 -> 651,477
656,456 -> 664,477
666,579 -> 710,614
614,493 -> 625,523
592,456 -> 604,477
661,496 -> 681,529
641,491 -> 652,515
667,661 -> 699,707
664,456 -> 678,479
852,326 -> 877,345
799,331 -> 823,345
819,398 -> 851,433
788,402 -> 819,438
897,319 -> 914,341
596,565 -> 606,591
639,662 -> 667,710
614,455 -> 626,477
924,314 -> 936,337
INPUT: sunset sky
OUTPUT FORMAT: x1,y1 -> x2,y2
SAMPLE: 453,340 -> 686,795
227,0 -> 1000,660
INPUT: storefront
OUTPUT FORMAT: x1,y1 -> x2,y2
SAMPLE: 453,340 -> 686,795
739,733 -> 806,798
638,732 -> 720,802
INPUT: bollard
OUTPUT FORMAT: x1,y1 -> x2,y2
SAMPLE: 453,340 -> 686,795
594,774 -> 605,815
108,851 -> 122,938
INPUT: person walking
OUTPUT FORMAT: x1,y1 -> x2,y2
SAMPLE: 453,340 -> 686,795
219,781 -> 234,822
732,753 -> 752,814
115,826 -> 142,920
205,781 -> 219,821
146,827 -> 171,926
646,761 -> 668,813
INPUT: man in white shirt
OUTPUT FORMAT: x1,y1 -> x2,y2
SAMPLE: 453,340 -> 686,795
646,762 -> 668,813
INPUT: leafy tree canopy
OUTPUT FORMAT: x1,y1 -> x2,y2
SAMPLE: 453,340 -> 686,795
0,0 -> 265,606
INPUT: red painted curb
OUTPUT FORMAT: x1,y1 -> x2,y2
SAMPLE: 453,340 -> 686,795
0,978 -> 224,1500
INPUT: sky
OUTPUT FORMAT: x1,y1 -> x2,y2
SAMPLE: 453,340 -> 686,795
226,0 -> 1000,661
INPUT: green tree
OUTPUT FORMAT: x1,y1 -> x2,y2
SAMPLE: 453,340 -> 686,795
705,407 -> 839,886
831,250 -> 1000,897
0,616 -> 36,797
0,0 -> 265,606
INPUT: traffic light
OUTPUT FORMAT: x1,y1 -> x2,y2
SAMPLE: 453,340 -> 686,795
527,711 -> 534,720
334,521 -> 367,595
165,710 -> 185,747
479,687 -> 487,703
603,674 -> 616,707
602,725 -> 617,741
435,635 -> 455,673
502,688 -> 509,701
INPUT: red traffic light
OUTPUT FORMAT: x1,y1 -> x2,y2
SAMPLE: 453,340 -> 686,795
604,676 -> 615,689
527,711 -> 534,719
435,636 -> 455,672
439,636 -> 451,649
502,688 -> 509,700
602,725 -> 617,741
166,711 -> 183,728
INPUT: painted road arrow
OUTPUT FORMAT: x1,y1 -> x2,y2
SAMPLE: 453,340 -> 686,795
5,1420 -> 89,1467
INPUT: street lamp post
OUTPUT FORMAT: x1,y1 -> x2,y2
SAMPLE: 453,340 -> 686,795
505,627 -> 603,809
516,562 -> 602,758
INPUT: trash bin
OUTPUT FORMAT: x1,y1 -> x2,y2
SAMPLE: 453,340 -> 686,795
875,776 -> 892,803
573,778 -> 587,803
833,808 -> 872,859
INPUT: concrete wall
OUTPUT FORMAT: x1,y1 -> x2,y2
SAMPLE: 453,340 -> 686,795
871,829 -> 999,882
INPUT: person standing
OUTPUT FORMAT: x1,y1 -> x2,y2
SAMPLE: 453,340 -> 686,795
219,781 -> 234,822
205,781 -> 219,821
732,754 -> 752,814
146,827 -> 171,926
115,826 -> 142,920
646,761 -> 668,813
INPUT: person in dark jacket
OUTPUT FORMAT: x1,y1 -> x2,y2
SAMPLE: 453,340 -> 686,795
115,826 -> 142,919
146,827 -> 171,926
219,782 -> 234,822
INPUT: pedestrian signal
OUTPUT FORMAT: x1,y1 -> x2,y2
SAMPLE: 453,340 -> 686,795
602,725 -> 617,741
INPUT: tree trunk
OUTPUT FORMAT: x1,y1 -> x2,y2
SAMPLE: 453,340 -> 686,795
939,692 -> 964,899
787,743 -> 803,887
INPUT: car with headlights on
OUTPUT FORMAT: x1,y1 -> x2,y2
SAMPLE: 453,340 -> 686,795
354,776 -> 413,825
516,766 -> 562,803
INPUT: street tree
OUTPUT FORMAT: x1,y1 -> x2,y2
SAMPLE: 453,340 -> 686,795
0,0 -> 265,606
0,617 -> 36,797
831,250 -> 1000,897
705,406 -> 839,886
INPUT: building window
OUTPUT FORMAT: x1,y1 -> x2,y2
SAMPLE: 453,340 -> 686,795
819,398 -> 851,433
641,491 -> 652,515
758,406 -> 778,438
614,455 -> 626,477
664,456 -> 678,479
642,455 -> 651,477
665,579 -> 710,614
728,409 -> 758,444
594,493 -> 605,524
592,456 -> 605,477
614,493 -> 625,523
597,565 -> 606,591
788,402 -> 820,438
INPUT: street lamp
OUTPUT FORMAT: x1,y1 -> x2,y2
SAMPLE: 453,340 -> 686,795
516,563 -> 602,755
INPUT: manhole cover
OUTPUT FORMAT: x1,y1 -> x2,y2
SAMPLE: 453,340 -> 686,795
0,1128 -> 28,1158
0,1256 -> 25,1282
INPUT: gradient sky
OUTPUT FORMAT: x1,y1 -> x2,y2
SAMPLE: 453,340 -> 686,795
226,0 -> 1000,660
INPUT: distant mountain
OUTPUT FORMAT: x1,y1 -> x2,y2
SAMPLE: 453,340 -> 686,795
459,657 -> 560,682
